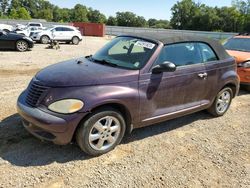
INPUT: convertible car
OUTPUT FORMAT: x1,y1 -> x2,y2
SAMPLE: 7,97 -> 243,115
17,34 -> 239,156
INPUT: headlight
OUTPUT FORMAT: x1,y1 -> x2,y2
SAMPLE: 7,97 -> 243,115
238,61 -> 250,68
48,99 -> 84,114
24,37 -> 33,41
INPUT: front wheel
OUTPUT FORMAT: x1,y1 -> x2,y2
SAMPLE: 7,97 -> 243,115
76,108 -> 126,156
207,87 -> 233,117
16,40 -> 28,52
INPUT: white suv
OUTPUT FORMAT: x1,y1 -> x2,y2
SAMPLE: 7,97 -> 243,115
0,24 -> 14,32
32,25 -> 83,45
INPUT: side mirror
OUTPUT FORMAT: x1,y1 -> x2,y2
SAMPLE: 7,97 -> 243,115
152,61 -> 176,74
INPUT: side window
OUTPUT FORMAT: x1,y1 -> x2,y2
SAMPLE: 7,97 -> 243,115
155,42 -> 203,67
55,27 -> 63,31
198,43 -> 218,63
63,27 -> 74,31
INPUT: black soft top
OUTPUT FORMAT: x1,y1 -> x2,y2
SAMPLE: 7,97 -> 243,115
120,33 -> 230,60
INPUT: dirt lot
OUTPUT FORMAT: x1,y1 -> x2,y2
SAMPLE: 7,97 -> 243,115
0,37 -> 249,188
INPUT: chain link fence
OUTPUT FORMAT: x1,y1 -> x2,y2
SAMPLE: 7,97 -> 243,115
106,26 -> 237,40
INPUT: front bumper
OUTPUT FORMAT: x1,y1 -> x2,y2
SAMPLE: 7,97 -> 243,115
28,41 -> 34,48
17,92 -> 86,145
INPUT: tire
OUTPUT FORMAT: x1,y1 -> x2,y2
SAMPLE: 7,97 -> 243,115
207,87 -> 233,117
16,40 -> 28,52
40,35 -> 50,44
76,108 -> 126,156
72,36 -> 80,45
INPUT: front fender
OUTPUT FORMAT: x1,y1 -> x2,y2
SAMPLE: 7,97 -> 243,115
43,82 -> 140,124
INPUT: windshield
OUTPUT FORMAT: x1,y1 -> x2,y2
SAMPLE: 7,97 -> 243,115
92,36 -> 157,70
224,38 -> 250,52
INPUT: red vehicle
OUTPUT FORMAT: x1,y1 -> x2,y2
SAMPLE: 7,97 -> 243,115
17,34 -> 239,156
224,34 -> 250,91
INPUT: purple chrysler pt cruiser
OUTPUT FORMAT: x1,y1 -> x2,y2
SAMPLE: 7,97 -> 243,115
17,34 -> 239,156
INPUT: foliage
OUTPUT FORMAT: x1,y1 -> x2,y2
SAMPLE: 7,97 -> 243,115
170,0 -> 248,32
107,16 -> 117,26
71,4 -> 88,22
116,11 -> 147,27
88,8 -> 106,23
148,18 -> 171,29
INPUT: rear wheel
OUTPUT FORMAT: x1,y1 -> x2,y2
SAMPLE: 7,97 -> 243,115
41,35 -> 50,44
207,87 -> 233,117
76,108 -> 126,156
16,40 -> 28,52
72,36 -> 80,45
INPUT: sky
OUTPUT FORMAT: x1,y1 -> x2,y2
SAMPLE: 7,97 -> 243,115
49,0 -> 233,20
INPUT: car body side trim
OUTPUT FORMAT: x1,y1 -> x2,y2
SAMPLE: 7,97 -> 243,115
142,103 -> 209,122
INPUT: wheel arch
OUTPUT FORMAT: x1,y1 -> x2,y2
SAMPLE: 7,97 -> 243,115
221,82 -> 238,98
73,102 -> 133,142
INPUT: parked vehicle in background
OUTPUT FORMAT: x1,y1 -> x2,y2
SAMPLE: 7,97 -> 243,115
16,26 -> 44,37
224,34 -> 250,91
0,30 -> 34,52
31,25 -> 82,45
27,22 -> 45,28
0,24 -> 14,32
17,34 -> 239,156
15,24 -> 26,30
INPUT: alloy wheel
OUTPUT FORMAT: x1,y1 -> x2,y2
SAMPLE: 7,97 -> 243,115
216,90 -> 231,114
16,41 -> 28,52
88,116 -> 121,151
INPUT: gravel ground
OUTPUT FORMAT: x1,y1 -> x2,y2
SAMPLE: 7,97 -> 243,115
0,37 -> 249,188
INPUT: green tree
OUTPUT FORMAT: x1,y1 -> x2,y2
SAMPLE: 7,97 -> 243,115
116,11 -> 147,27
9,8 -> 18,19
0,0 -> 9,15
107,16 -> 117,25
37,8 -> 53,21
17,7 -> 31,19
10,0 -> 20,9
170,0 -> 199,29
71,4 -> 88,22
135,16 -> 148,27
88,8 -> 106,23
148,18 -> 157,27
149,19 -> 171,29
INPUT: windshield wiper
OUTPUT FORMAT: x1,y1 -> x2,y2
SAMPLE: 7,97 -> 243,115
91,57 -> 118,67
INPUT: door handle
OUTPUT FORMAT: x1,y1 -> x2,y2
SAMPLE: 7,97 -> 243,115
198,73 -> 208,78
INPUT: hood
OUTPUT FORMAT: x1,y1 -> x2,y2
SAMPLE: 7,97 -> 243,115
35,57 -> 139,87
226,50 -> 250,64
8,32 -> 25,38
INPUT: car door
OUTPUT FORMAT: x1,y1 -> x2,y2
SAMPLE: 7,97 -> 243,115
62,27 -> 74,40
139,42 -> 208,126
0,31 -> 12,49
198,42 -> 222,103
52,27 -> 65,40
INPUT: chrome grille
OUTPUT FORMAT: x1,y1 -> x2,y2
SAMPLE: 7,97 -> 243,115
25,82 -> 49,107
